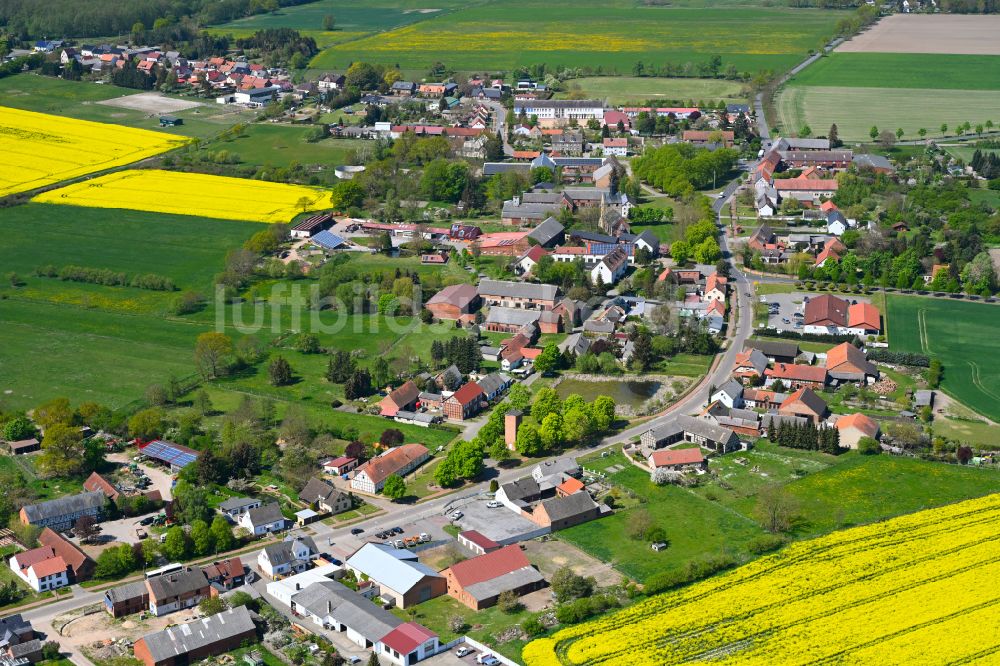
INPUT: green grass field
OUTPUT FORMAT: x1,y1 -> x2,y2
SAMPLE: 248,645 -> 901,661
0,298 -> 207,409
557,76 -> 745,105
0,204 -> 253,294
787,53 -> 1000,90
944,145 -> 1000,163
560,459 -> 766,582
0,200 -> 477,412
886,294 -> 1000,421
213,0 -> 469,34
312,0 -> 845,73
195,124 -> 368,168
0,74 -> 248,140
775,85 -> 1000,141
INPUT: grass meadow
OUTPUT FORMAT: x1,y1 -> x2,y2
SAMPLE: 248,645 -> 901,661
787,53 -> 1000,90
0,74 -> 249,140
311,0 -> 845,73
0,202 -> 473,430
775,86 -> 1000,141
557,76 -> 745,105
212,0 -> 470,34
195,124 -> 368,168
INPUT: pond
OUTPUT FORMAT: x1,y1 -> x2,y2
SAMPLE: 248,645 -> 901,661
555,378 -> 662,408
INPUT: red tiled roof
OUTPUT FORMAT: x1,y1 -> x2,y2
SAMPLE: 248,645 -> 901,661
804,294 -> 848,327
447,545 -> 533,588
381,381 -> 420,416
380,622 -> 437,655
836,412 -> 880,437
650,448 -> 705,467
848,302 -> 881,330
557,477 -> 585,494
322,456 -> 357,469
459,530 -> 500,551
603,138 -> 628,147
773,178 -> 839,192
449,383 -> 485,406
14,546 -> 57,569
31,556 -> 67,578
766,363 -> 827,383
83,471 -> 119,499
38,528 -> 91,575
780,387 -> 828,416
357,444 -> 429,485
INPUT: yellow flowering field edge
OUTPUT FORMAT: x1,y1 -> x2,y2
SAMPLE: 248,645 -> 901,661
524,493 -> 1000,665
0,105 -> 189,197
33,169 -> 334,224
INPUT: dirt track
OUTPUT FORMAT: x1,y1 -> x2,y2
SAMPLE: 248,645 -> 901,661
838,14 -> 1000,55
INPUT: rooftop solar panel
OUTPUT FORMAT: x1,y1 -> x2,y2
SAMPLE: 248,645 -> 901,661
312,230 -> 346,250
140,439 -> 199,468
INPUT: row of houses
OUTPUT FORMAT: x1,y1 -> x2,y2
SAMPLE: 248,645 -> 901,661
105,558 -> 246,618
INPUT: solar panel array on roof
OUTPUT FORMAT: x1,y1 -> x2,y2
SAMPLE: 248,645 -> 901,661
312,230 -> 346,250
140,439 -> 199,468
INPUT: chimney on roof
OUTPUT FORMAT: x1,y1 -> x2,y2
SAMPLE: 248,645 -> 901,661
296,583 -> 301,591
327,600 -> 332,614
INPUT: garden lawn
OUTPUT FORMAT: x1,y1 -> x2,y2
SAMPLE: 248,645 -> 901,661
0,455 -> 85,502
557,76 -> 745,105
658,353 -> 713,377
397,594 -> 534,662
195,124 -> 368,168
885,294 -> 1000,421
198,386 -> 458,448
775,85 -> 1000,141
560,461 -> 766,582
787,53 -> 1000,90
313,0 -> 845,73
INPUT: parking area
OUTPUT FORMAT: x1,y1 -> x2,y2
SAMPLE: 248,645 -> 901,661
421,642 -> 505,666
450,496 -> 550,544
762,291 -> 876,334
762,291 -> 807,333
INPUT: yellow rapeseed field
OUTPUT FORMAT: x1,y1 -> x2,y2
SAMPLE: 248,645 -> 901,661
33,170 -> 334,223
525,493 -> 1000,665
0,105 -> 188,197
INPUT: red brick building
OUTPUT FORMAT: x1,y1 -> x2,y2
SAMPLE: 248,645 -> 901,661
444,383 -> 484,421
425,284 -> 480,324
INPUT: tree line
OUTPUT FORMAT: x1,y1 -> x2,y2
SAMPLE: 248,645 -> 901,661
35,264 -> 177,291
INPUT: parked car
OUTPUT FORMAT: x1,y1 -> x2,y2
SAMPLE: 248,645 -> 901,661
392,526 -> 403,535
351,528 -> 364,535
455,647 -> 473,658
486,500 -> 502,508
477,655 -> 499,666
139,516 -> 155,526
451,511 -> 464,520
419,533 -> 430,542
